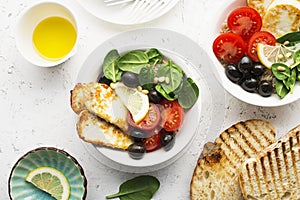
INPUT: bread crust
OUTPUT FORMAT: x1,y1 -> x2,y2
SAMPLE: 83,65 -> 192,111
190,119 -> 276,200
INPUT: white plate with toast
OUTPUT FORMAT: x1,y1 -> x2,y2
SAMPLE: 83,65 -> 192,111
74,28 -> 226,173
205,0 -> 300,107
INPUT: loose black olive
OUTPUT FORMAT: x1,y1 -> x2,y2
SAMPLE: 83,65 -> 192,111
127,143 -> 146,160
251,63 -> 265,77
225,63 -> 243,83
148,89 -> 163,103
98,75 -> 112,85
238,56 -> 253,73
121,72 -> 139,88
161,131 -> 175,151
258,80 -> 273,97
129,129 -> 147,143
241,78 -> 258,92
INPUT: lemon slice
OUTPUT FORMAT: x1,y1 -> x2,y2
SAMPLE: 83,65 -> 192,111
112,82 -> 149,123
257,43 -> 297,69
26,166 -> 70,200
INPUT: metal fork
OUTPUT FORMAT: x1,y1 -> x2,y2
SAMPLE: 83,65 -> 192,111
103,0 -> 134,6
128,0 -> 171,23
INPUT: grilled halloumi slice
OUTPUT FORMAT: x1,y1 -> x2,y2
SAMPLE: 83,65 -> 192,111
247,0 -> 274,17
70,82 -> 128,131
262,0 -> 300,37
77,110 -> 133,150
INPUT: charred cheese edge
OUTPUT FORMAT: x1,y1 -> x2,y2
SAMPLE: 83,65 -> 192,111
262,0 -> 300,37
247,0 -> 274,17
77,110 -> 133,150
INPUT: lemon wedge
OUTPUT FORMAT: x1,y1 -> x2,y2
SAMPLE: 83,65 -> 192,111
26,166 -> 70,200
112,82 -> 149,123
257,43 -> 297,69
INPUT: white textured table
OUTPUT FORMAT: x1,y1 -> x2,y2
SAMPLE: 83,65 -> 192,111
2,0 -> 300,199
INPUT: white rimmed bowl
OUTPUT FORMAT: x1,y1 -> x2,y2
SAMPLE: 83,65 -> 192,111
15,1 -> 78,67
206,0 -> 300,107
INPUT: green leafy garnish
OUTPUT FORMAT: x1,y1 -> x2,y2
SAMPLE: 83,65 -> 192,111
103,49 -> 122,82
118,50 -> 149,73
106,175 -> 160,200
145,48 -> 163,65
178,77 -> 199,109
277,31 -> 300,46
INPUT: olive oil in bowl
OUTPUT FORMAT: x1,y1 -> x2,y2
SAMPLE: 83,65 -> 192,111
32,16 -> 77,61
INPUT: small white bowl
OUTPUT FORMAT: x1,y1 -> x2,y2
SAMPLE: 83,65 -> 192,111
206,0 -> 300,107
15,1 -> 78,67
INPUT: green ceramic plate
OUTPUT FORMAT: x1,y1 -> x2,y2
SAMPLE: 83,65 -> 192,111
8,147 -> 87,200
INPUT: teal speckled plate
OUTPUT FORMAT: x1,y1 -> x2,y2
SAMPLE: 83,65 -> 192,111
8,147 -> 87,200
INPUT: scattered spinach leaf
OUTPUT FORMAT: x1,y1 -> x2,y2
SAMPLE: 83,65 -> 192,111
156,60 -> 183,94
178,77 -> 199,109
118,50 -> 149,73
276,31 -> 300,46
103,49 -> 122,82
145,48 -> 163,65
271,63 -> 290,80
106,175 -> 160,200
155,84 -> 177,101
276,80 -> 289,99
284,68 -> 297,93
139,66 -> 155,90
290,49 -> 300,69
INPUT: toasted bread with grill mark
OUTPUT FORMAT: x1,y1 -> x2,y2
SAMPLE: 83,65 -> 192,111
239,125 -> 300,200
77,110 -> 133,150
190,119 -> 276,200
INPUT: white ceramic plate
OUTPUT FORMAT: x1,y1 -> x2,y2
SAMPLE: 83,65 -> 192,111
206,0 -> 300,107
76,28 -> 226,173
75,0 -> 180,25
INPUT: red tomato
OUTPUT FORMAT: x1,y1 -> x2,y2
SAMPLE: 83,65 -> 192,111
227,7 -> 262,40
247,31 -> 276,62
127,103 -> 161,131
159,100 -> 184,132
143,130 -> 162,152
213,32 -> 246,63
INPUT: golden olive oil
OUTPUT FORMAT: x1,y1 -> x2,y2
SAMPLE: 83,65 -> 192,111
32,16 -> 77,60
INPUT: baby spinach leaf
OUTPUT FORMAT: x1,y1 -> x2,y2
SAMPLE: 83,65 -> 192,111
284,68 -> 297,93
156,60 -> 183,94
139,66 -> 154,90
276,31 -> 300,46
178,77 -> 199,109
290,49 -> 300,69
145,48 -> 163,65
155,84 -> 177,101
276,80 -> 289,99
106,175 -> 160,200
103,49 -> 122,82
271,63 -> 290,80
118,50 -> 149,73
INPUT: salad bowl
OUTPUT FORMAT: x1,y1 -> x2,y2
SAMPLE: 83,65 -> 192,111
74,28 -> 225,173
8,147 -> 87,200
206,0 -> 300,107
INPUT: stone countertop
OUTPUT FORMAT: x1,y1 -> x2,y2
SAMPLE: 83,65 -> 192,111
1,0 -> 300,199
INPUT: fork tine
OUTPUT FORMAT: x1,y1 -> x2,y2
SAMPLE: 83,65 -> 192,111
143,0 -> 172,22
128,0 -> 146,21
135,0 -> 161,22
104,0 -> 134,6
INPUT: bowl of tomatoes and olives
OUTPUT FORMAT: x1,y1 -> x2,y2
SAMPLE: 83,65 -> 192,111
75,41 -> 202,173
207,0 -> 300,106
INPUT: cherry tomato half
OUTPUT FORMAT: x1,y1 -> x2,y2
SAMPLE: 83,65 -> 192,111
227,7 -> 262,41
247,31 -> 276,62
143,130 -> 162,152
127,103 -> 161,131
159,100 -> 184,132
213,32 -> 246,63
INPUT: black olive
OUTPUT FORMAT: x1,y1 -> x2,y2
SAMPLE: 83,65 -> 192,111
127,143 -> 146,160
161,131 -> 175,151
129,129 -> 147,143
251,63 -> 265,77
98,75 -> 112,85
241,78 -> 258,92
258,80 -> 273,97
225,63 -> 243,83
238,56 -> 253,74
148,89 -> 163,103
121,72 -> 139,88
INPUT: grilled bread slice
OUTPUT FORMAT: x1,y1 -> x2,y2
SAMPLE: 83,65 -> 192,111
239,125 -> 300,200
77,110 -> 133,150
262,0 -> 300,37
71,82 -> 128,131
190,119 -> 276,200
